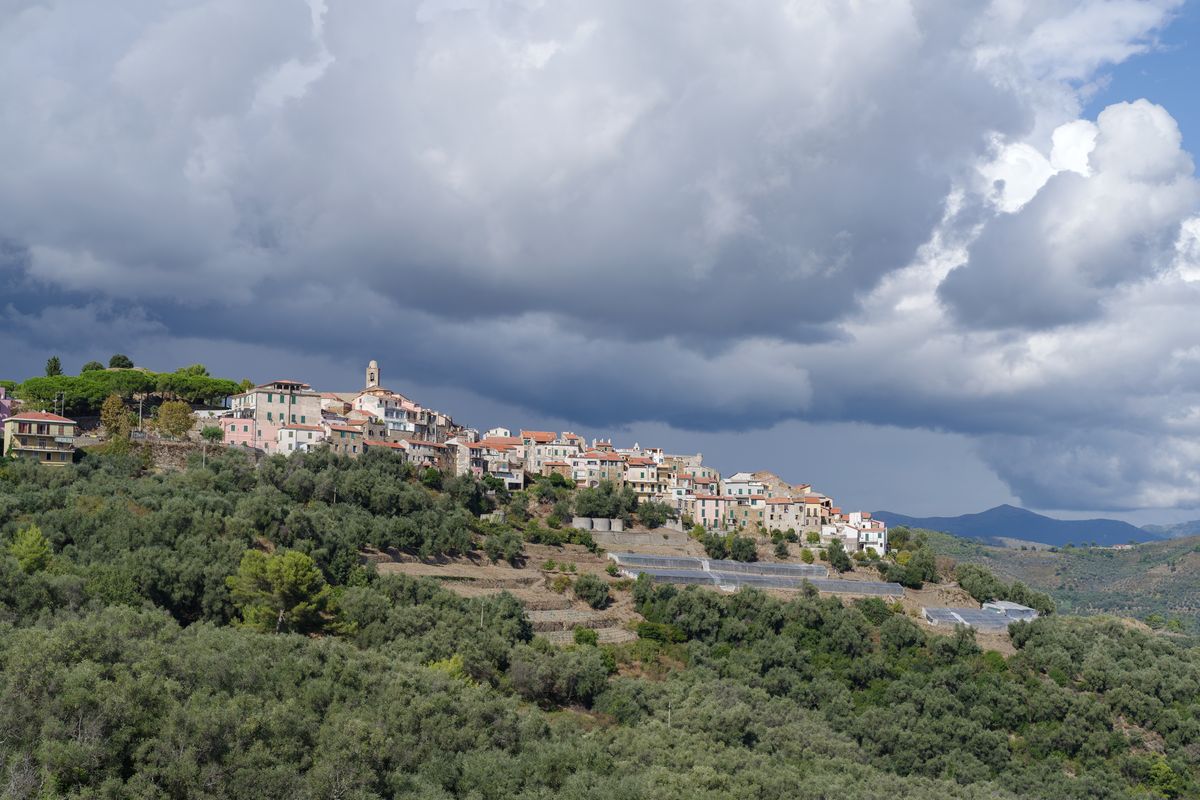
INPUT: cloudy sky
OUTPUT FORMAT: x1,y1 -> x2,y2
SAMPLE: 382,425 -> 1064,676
3,0 -> 1200,522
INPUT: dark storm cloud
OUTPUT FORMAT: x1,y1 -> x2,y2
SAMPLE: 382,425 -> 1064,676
2,0 -> 1199,511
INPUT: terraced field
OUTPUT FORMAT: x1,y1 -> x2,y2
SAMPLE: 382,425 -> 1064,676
374,544 -> 639,644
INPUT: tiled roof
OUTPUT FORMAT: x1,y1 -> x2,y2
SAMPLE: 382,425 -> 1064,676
6,411 -> 76,423
280,424 -> 324,432
407,439 -> 447,449
582,451 -> 625,462
365,439 -> 406,449
521,430 -> 555,443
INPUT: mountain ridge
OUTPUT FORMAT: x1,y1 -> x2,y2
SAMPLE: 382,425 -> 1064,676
872,504 -> 1156,547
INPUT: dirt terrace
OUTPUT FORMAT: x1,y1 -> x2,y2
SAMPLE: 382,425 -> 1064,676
373,543 -> 639,644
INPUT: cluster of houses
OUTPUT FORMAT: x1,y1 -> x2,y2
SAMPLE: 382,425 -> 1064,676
206,360 -> 888,553
0,360 -> 888,553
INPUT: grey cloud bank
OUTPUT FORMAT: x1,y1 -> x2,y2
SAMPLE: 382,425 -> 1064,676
2,0 -> 1199,514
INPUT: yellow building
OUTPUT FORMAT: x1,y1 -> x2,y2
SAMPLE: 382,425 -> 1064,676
2,411 -> 78,466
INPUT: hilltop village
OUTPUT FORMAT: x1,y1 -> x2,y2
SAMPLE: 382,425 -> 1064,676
262,360 -> 888,555
3,358 -> 890,556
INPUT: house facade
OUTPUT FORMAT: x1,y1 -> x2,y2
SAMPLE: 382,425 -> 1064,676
570,451 -> 626,488
325,423 -> 363,457
3,411 -> 77,466
275,424 -> 326,454
225,380 -> 322,453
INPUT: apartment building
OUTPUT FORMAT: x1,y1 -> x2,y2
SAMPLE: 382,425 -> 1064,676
570,450 -> 626,488
522,430 -> 582,474
2,411 -> 77,466
625,457 -> 667,500
225,379 -> 322,453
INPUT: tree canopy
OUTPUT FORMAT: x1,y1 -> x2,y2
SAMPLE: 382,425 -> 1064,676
1,448 -> 1198,799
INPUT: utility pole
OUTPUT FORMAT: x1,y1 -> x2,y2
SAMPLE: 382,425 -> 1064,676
138,398 -> 144,431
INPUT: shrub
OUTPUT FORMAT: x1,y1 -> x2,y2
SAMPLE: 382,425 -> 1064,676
420,468 -> 442,490
483,528 -> 523,565
636,621 -> 686,643
573,574 -> 611,609
773,540 -> 789,559
636,500 -> 674,529
605,562 -> 619,576
806,531 -> 821,544
573,627 -> 599,646
550,575 -> 572,594
800,548 -> 815,564
827,540 -> 853,573
729,536 -> 757,562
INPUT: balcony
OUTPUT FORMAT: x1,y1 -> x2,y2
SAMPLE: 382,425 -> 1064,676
13,437 -> 75,452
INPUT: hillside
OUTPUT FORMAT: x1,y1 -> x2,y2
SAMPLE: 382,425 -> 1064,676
4,449 -> 1200,798
921,527 -> 1200,631
874,504 -> 1152,547
1143,519 -> 1200,539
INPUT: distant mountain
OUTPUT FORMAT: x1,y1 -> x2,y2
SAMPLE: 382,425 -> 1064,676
872,504 -> 1157,547
1142,519 -> 1200,539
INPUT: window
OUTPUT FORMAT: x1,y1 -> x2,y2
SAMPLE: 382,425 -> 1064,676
266,412 -> 273,421
267,393 -> 274,402
243,425 -> 249,432
290,414 -> 296,423
300,416 -> 306,423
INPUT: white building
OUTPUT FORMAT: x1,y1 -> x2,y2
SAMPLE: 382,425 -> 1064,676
276,424 -> 326,454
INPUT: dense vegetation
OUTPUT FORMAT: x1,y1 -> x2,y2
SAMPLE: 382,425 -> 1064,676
11,363 -> 241,417
2,451 -> 1200,798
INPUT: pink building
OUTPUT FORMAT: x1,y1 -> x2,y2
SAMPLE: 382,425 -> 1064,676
0,386 -> 14,424
224,379 -> 323,453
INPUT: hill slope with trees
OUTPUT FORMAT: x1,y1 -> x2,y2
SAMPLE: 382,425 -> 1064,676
1,449 -> 1199,798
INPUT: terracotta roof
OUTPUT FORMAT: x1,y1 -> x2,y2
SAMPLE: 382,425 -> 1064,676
582,451 -> 625,462
831,507 -> 842,514
365,439 -> 406,449
803,496 -> 824,504
6,411 -> 76,423
407,439 -> 447,449
480,436 -> 522,446
521,430 -> 555,443
626,457 -> 656,466
766,498 -> 794,505
543,460 -> 570,467
280,424 -> 324,432
327,425 -> 362,434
